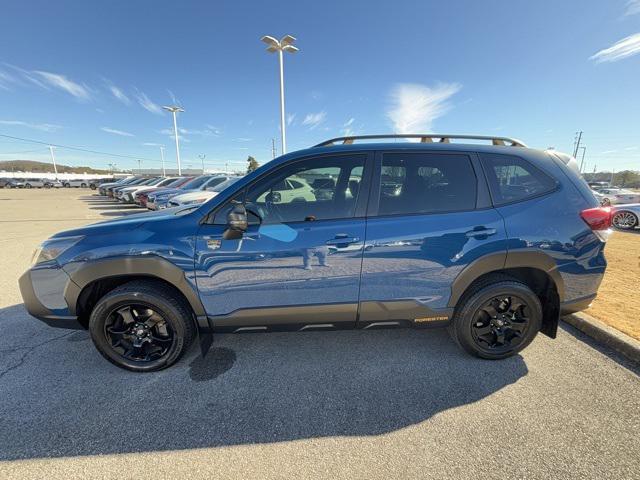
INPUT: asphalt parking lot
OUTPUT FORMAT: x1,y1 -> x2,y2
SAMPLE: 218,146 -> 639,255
0,189 -> 639,479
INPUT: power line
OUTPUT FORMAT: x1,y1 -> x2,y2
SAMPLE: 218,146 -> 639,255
0,133 -> 157,162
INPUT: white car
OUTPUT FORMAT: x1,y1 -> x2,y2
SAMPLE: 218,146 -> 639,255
167,177 -> 242,207
597,188 -> 640,205
62,179 -> 90,188
611,203 -> 640,230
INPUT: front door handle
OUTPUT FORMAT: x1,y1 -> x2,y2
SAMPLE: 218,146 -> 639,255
465,227 -> 497,238
326,234 -> 360,246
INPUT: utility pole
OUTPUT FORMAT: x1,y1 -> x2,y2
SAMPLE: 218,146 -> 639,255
271,138 -> 277,159
578,146 -> 587,173
225,161 -> 229,174
573,131 -> 583,158
48,146 -> 58,177
611,169 -> 615,186
198,154 -> 206,174
160,146 -> 166,176
137,159 -> 142,174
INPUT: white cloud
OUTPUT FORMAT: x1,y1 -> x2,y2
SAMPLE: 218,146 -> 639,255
205,124 -> 222,136
143,142 -> 164,147
302,111 -> 327,130
33,70 -> 91,101
101,126 -> 135,137
0,71 -> 16,90
134,90 -> 164,115
107,83 -> 130,105
234,137 -> 252,142
286,113 -> 296,126
0,119 -> 62,132
386,82 -> 461,134
590,33 -> 640,63
625,0 -> 640,16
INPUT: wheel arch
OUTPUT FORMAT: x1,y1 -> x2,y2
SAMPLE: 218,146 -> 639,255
449,250 -> 564,338
63,256 -> 206,329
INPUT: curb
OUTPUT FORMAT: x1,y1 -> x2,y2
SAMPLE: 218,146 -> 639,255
562,312 -> 640,364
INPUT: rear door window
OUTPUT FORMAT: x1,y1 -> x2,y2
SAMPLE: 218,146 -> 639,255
377,152 -> 477,216
480,153 -> 557,205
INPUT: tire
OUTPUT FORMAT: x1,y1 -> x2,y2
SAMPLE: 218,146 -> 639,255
90,184 -> 97,190
448,274 -> 542,359
44,183 -> 51,189
81,183 -> 87,188
88,280 -> 196,372
63,183 -> 70,188
25,183 -> 32,189
612,211 -> 638,230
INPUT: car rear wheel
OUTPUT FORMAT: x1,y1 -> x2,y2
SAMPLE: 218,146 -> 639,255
25,183 -> 32,188
448,275 -> 542,359
81,183 -> 87,188
612,211 -> 638,230
88,280 -> 196,372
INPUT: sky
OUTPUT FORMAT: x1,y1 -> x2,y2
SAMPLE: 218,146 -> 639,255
0,0 -> 639,173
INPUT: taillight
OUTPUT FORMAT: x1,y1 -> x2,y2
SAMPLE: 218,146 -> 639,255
580,207 -> 612,240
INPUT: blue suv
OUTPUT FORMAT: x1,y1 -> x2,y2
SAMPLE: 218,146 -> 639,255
19,134 -> 610,371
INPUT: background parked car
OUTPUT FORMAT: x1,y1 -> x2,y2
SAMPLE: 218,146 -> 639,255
62,179 -> 90,188
89,178 -> 115,190
24,178 -> 50,188
167,177 -> 242,207
147,175 -> 236,210
6,178 -> 25,188
611,203 -> 640,230
597,188 -> 640,205
44,179 -> 63,188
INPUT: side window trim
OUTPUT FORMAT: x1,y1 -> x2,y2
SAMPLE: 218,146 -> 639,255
367,150 -> 481,218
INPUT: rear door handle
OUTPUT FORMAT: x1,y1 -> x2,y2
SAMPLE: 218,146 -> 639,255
326,234 -> 360,246
465,227 -> 497,238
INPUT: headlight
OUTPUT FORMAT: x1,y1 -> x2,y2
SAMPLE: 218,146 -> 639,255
32,236 -> 84,265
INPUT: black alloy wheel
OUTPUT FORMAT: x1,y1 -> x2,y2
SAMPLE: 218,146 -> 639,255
448,275 -> 542,359
471,295 -> 530,354
104,304 -> 175,363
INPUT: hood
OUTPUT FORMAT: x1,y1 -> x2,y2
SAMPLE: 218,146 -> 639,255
172,190 -> 217,203
149,187 -> 182,198
50,206 -> 193,239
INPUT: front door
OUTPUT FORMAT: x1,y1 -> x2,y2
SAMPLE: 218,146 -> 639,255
194,153 -> 371,331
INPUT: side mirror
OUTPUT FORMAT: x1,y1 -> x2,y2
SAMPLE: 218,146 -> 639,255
223,203 -> 248,240
266,191 -> 281,204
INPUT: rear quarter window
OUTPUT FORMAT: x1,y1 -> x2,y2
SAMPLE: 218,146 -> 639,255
480,153 -> 558,206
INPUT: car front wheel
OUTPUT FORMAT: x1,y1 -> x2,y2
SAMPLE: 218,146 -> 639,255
448,275 -> 542,359
88,280 -> 196,372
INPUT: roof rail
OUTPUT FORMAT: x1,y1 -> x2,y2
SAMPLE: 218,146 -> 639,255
314,134 -> 527,148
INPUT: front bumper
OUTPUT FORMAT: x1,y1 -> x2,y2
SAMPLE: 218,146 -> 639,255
18,269 -> 82,329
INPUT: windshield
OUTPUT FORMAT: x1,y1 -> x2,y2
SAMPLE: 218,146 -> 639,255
156,177 -> 179,187
181,175 -> 212,190
208,177 -> 240,192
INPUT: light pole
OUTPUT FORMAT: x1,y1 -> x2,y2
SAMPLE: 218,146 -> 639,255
48,146 -> 58,177
163,105 -> 184,175
261,34 -> 298,155
160,146 -> 166,176
198,154 -> 206,174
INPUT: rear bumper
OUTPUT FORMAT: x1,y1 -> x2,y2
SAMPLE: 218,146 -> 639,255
18,270 -> 82,329
560,294 -> 597,315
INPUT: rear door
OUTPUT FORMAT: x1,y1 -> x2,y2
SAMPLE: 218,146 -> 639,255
359,150 -> 508,325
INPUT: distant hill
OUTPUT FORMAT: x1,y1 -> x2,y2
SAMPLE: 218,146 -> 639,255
0,160 -> 109,174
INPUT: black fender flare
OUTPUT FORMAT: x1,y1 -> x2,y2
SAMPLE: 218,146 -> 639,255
62,256 -> 207,321
448,249 -> 566,308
